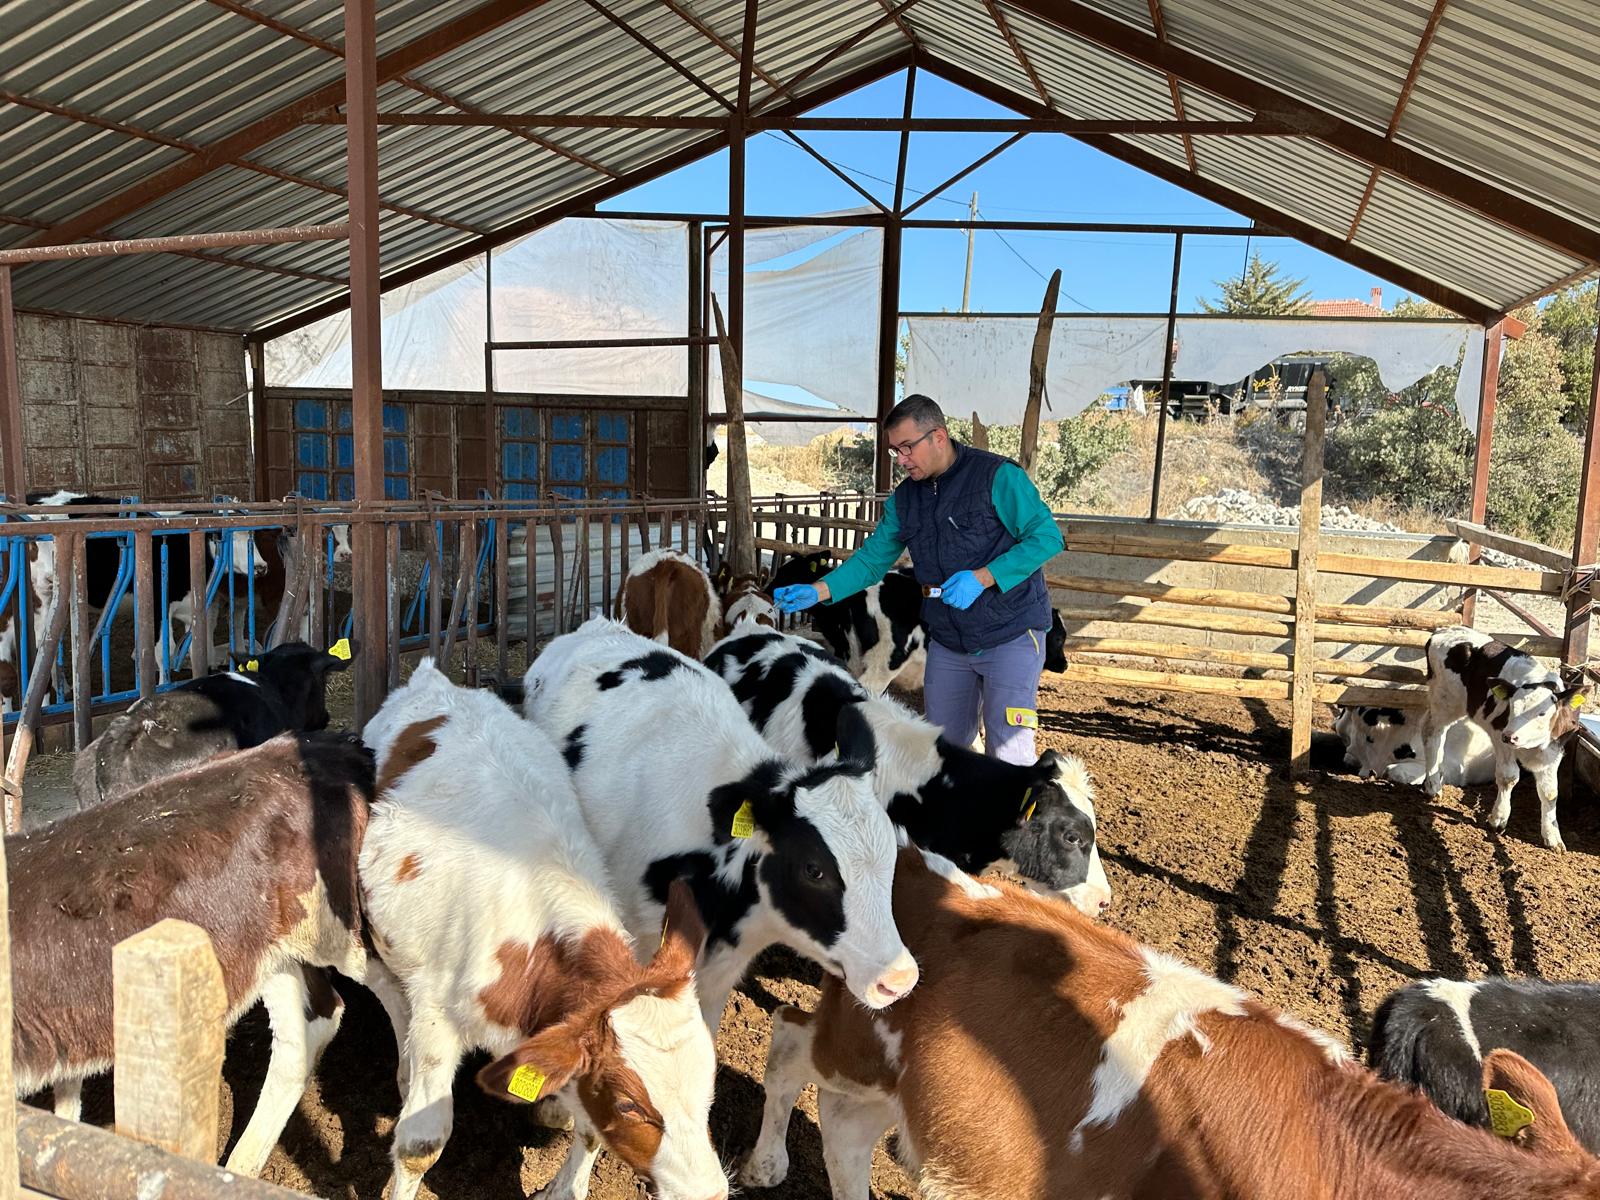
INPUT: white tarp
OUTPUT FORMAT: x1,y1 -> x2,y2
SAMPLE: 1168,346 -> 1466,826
905,316 -> 1489,431
267,218 -> 690,395
710,223 -> 883,415
711,391 -> 870,446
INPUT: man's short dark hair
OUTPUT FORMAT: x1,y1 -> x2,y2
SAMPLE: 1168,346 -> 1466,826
885,394 -> 946,432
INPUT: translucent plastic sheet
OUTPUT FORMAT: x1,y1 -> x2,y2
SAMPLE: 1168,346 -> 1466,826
905,316 -> 1487,429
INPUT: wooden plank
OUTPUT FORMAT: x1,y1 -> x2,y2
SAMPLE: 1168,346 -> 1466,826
496,516 -> 511,680
133,531 -> 155,699
1315,682 -> 1429,707
1058,662 -> 1288,700
386,523 -> 401,691
67,540 -> 91,751
711,296 -> 757,578
112,920 -> 226,1161
1055,602 -> 1291,638
1020,268 -> 1059,475
0,831 -> 17,1198
187,534 -> 208,681
1290,370 -> 1327,776
17,1105 -> 306,1199
464,520 -> 481,687
1444,517 -> 1572,572
1057,636 -> 1427,681
1063,530 -> 1295,569
1313,599 -> 1459,630
1319,551 -> 1562,594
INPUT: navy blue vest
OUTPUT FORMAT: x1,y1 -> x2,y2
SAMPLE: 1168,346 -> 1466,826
894,442 -> 1052,654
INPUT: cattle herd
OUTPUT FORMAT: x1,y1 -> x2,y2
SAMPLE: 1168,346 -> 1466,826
4,537 -> 1600,1199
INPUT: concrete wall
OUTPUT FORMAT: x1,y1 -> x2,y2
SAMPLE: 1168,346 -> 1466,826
1048,515 -> 1471,671
13,313 -> 250,502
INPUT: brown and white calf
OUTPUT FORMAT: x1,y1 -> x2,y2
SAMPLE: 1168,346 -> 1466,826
614,548 -> 721,659
717,571 -> 778,637
1422,626 -> 1587,850
742,843 -> 1600,1200
360,659 -> 726,1200
9,732 -> 374,1175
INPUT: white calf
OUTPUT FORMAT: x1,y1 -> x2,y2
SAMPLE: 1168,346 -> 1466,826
361,660 -> 725,1200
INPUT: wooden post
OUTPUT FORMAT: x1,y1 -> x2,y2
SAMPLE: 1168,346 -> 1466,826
4,533 -> 75,832
1289,369 -> 1328,777
0,844 -> 19,1198
134,530 -> 155,699
0,267 -> 24,503
113,919 -> 227,1162
67,539 -> 91,751
1567,313 -> 1600,667
1461,318 -> 1506,625
711,296 -> 757,578
970,410 -> 988,450
1147,232 -> 1183,520
187,532 -> 208,681
248,339 -> 268,503
1020,268 -> 1060,475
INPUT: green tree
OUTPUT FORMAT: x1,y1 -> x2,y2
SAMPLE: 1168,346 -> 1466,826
1539,281 -> 1596,422
1197,252 -> 1312,315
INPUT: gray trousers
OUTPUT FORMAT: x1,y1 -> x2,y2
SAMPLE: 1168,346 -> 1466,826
923,628 -> 1046,764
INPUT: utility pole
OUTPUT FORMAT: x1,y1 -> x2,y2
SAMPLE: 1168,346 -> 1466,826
961,191 -> 977,312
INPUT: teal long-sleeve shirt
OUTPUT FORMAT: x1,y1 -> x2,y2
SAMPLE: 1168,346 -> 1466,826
821,462 -> 1063,603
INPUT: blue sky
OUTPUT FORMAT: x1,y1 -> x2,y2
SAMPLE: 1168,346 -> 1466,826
600,69 -> 1410,317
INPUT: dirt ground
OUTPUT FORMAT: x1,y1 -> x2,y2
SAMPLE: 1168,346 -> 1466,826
54,672 -> 1600,1199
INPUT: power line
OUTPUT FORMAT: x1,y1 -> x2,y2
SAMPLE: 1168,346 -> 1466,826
978,207 -> 1093,311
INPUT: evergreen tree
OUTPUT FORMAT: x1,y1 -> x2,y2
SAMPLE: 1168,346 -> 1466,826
1198,252 -> 1312,315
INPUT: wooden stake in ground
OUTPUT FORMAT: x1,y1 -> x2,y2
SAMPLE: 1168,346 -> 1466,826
1289,369 -> 1328,777
711,295 -> 757,578
113,919 -> 227,1162
1020,268 -> 1060,475
970,410 -> 988,450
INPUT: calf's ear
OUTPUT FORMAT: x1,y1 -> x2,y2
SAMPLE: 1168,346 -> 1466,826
1481,1049 -> 1584,1160
833,704 -> 877,773
478,1021 -> 588,1104
650,878 -> 708,982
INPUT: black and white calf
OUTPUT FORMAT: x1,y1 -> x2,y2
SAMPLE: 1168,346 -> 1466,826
1370,976 -> 1600,1153
1333,703 -> 1494,787
769,553 -> 926,694
705,626 -> 1110,915
73,640 -> 357,808
1422,627 -> 1587,850
521,618 -> 917,1027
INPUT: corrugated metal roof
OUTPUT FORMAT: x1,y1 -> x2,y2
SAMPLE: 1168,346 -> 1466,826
1,0 -> 1596,332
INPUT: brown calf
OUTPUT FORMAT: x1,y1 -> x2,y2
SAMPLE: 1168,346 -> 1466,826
9,732 -> 375,1176
717,572 -> 778,638
614,548 -> 720,659
742,846 -> 1600,1200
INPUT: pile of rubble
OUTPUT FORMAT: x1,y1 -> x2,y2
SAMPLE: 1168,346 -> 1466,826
1172,488 -> 1538,572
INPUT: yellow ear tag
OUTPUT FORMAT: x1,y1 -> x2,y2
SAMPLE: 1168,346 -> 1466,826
811,560 -> 821,574
243,659 -> 259,672
1491,683 -> 1511,702
1006,707 -> 1039,728
1020,786 -> 1037,822
328,637 -> 352,661
730,800 -> 756,839
1485,1088 -> 1535,1139
507,1064 -> 546,1103
1571,693 -> 1586,708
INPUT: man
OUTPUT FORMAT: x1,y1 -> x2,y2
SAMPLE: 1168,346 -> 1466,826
774,394 -> 1063,764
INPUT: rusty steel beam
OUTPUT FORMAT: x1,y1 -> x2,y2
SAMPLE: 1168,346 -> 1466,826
22,0 -> 557,249
0,267 -> 22,500
659,0 -> 792,98
2,88 -> 485,238
346,0 -> 388,722
1348,0 -> 1451,242
1566,317 -> 1600,666
984,0 -> 1051,108
0,222 -> 348,265
1460,316 -> 1506,626
252,48 -> 914,341
923,57 -> 1502,325
306,111 -> 728,128
585,0 -> 734,111
901,132 -> 1025,217
1007,0 -> 1600,264
762,0 -> 928,108
892,65 -> 916,215
873,0 -> 926,54
1145,0 -> 1196,173
304,111 -> 1294,134
779,131 -> 890,212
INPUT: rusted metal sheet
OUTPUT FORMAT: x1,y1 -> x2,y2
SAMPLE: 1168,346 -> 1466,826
0,222 -> 348,266
0,268 -> 24,498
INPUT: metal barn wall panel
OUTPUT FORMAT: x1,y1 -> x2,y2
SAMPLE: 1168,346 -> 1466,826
1191,136 -> 1373,240
902,0 -> 1039,101
1400,0 -> 1600,235
999,5 -> 1187,122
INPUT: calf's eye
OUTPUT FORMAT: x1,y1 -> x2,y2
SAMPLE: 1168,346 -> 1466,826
804,862 -> 825,882
616,1100 -> 645,1120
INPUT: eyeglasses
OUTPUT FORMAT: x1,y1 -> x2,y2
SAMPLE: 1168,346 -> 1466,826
885,428 -> 938,459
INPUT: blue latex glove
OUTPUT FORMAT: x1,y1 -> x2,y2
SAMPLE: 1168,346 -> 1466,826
939,570 -> 987,610
774,584 -> 821,614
